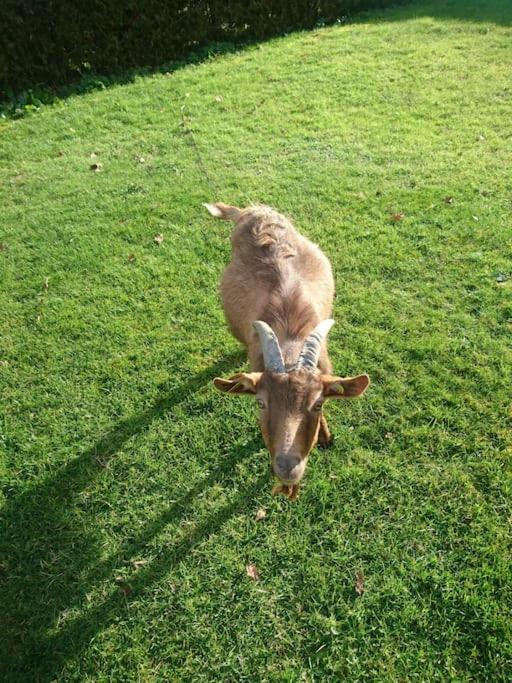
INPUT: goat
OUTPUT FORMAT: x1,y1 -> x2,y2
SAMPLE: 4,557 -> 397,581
205,202 -> 369,499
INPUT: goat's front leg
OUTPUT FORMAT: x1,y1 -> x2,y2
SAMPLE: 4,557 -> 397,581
317,413 -> 333,448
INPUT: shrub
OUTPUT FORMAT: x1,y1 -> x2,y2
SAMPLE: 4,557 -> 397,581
0,0 -> 400,98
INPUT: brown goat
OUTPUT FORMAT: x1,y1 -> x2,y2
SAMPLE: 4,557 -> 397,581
206,202 -> 369,499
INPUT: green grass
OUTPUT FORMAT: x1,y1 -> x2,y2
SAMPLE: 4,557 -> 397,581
1,0 -> 511,680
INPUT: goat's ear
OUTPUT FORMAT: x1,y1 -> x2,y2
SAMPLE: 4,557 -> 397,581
321,374 -> 370,399
204,202 -> 242,222
213,372 -> 262,395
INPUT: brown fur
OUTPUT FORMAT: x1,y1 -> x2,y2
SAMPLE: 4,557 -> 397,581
213,204 -> 335,370
207,202 -> 369,495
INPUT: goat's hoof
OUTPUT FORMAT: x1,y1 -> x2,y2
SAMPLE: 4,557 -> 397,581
288,484 -> 300,501
271,483 -> 300,501
317,435 -> 334,450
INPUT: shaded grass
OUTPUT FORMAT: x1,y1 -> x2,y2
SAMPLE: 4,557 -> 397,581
1,0 -> 511,680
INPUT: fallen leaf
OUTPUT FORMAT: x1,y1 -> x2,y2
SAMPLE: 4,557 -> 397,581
43,277 -> 49,289
255,508 -> 266,521
127,254 -> 136,263
391,212 -> 404,221
132,559 -> 148,569
154,233 -> 164,246
246,564 -> 260,581
115,576 -> 132,595
444,196 -> 454,205
90,162 -> 103,172
355,570 -> 365,596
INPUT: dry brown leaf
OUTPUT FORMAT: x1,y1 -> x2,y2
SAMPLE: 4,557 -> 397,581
355,570 -> 365,596
391,212 -> 404,221
255,508 -> 267,521
90,162 -> 103,172
115,576 -> 132,595
132,559 -> 148,569
127,254 -> 136,263
154,233 -> 164,246
246,564 -> 260,581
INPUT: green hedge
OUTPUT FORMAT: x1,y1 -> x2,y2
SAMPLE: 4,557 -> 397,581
1,1 -> 399,98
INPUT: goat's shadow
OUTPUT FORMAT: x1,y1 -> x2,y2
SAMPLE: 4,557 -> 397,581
0,350 -> 266,681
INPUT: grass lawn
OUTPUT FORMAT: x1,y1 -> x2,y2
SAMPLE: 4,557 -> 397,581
1,0 -> 511,679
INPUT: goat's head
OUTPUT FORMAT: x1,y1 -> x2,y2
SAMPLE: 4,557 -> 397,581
214,321 -> 369,492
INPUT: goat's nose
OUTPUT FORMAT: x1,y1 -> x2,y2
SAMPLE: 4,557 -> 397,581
275,454 -> 300,478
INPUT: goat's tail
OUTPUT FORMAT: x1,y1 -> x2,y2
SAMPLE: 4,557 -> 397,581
204,202 -> 242,222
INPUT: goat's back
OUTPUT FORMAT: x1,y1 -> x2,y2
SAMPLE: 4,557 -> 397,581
220,206 -> 335,347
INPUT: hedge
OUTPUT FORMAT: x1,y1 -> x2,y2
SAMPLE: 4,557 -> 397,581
0,1 -> 400,98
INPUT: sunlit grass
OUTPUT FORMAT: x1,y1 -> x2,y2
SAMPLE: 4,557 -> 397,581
1,0 -> 511,679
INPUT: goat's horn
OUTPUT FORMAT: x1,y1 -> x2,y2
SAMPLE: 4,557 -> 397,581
295,319 -> 335,371
252,321 -> 286,373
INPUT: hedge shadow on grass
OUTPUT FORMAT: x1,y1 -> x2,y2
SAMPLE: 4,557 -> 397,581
422,0 -> 512,25
0,349 -> 268,681
1,40 -> 248,118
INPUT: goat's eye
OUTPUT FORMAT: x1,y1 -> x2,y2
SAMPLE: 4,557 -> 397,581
313,401 -> 324,411
256,398 -> 265,409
